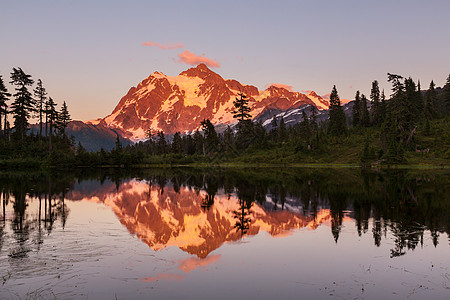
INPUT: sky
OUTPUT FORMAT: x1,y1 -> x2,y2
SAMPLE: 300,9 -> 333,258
1,0 -> 449,121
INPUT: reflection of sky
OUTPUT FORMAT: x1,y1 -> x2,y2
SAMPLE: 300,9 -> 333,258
1,184 -> 449,299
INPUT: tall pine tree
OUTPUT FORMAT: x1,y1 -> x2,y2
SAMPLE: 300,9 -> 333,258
46,97 -> 57,152
443,74 -> 450,115
0,75 -> 11,137
33,79 -> 47,138
370,80 -> 381,125
352,90 -> 361,127
9,67 -> 34,141
424,80 -> 437,119
360,94 -> 370,127
57,101 -> 71,138
232,92 -> 251,123
328,85 -> 346,135
233,92 -> 253,149
200,118 -> 219,154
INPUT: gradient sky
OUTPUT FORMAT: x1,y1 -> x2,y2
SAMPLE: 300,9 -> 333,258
1,0 -> 449,121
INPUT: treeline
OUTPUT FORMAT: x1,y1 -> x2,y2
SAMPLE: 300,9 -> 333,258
1,69 -> 449,167
0,68 -> 73,166
102,73 -> 449,166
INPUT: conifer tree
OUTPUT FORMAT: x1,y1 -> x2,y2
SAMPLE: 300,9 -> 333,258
360,94 -> 370,127
145,127 -> 153,141
415,80 -> 424,119
309,106 -> 318,135
379,90 -> 387,124
270,116 -> 278,129
33,79 -> 47,138
299,110 -> 311,140
370,80 -> 381,125
424,80 -> 437,119
57,101 -> 71,138
381,73 -> 412,161
443,74 -> 450,115
9,67 -> 34,141
278,116 -> 288,142
352,90 -> 361,127
0,75 -> 11,137
223,125 -> 234,152
404,77 -> 421,123
115,134 -> 123,151
232,92 -> 251,123
269,116 -> 278,141
386,73 -> 414,143
200,118 -> 219,154
328,85 -> 346,135
193,129 -> 204,155
46,97 -> 57,152
156,131 -> 167,155
233,92 -> 253,149
171,132 -> 183,154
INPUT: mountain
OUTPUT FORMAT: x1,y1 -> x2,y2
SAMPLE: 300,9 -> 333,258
67,121 -> 133,151
93,64 -> 330,141
30,121 -> 133,152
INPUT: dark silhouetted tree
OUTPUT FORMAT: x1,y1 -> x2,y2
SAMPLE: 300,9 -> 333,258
299,110 -> 311,140
232,92 -> 251,122
9,67 -> 34,141
328,85 -> 346,135
424,80 -> 437,119
352,90 -> 361,127
200,118 -> 219,154
223,125 -> 235,153
56,101 -> 71,138
171,132 -> 183,154
33,79 -> 47,138
443,74 -> 450,115
46,97 -> 57,152
278,116 -> 287,142
370,80 -> 381,125
156,131 -> 167,155
0,75 -> 11,137
360,94 -> 370,127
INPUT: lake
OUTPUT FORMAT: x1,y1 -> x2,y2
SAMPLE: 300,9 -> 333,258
0,168 -> 448,299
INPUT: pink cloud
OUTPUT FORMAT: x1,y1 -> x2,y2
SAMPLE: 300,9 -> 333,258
178,255 -> 221,274
142,41 -> 185,50
177,50 -> 221,68
266,83 -> 293,92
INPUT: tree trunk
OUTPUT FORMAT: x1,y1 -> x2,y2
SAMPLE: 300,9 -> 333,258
49,118 -> 53,152
39,108 -> 42,138
4,111 -> 7,138
45,113 -> 48,137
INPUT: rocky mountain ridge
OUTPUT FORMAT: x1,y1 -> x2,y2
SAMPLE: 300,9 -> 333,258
90,64 -> 330,141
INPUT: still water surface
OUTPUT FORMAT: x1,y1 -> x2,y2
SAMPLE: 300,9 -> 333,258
0,168 -> 448,299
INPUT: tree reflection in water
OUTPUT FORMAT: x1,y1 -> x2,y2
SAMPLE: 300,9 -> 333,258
0,168 -> 448,258
0,172 -> 71,260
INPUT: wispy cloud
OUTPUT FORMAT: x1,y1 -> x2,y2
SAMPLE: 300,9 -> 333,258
177,50 -> 221,68
142,41 -> 185,50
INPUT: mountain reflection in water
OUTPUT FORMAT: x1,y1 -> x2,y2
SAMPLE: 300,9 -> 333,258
1,168 -> 448,260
